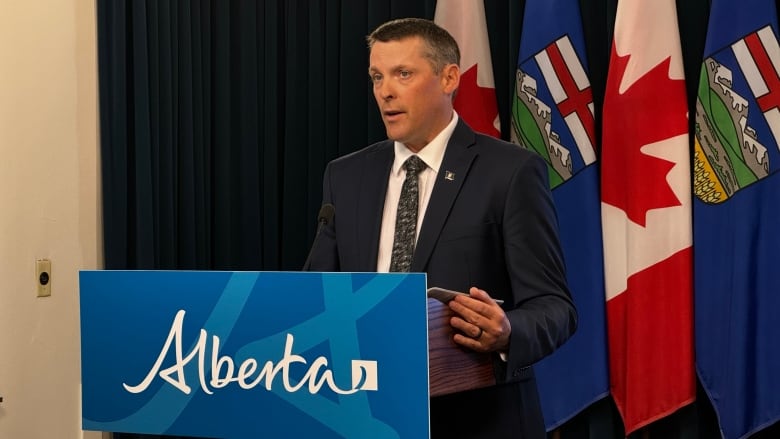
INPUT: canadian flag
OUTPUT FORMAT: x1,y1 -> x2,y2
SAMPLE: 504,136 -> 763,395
601,0 -> 695,433
434,0 -> 501,137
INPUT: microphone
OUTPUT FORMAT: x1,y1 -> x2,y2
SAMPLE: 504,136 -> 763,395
302,203 -> 335,271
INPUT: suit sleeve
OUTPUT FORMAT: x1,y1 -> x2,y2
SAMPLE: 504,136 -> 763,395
500,153 -> 577,380
306,163 -> 340,272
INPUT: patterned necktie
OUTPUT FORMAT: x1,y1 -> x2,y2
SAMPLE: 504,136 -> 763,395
389,155 -> 427,272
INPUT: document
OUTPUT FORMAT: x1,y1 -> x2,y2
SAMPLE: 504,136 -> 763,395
426,287 -> 504,305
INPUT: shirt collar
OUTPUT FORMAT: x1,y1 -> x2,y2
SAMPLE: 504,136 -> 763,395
392,111 -> 459,175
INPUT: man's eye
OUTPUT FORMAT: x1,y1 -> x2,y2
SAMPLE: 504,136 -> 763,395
371,74 -> 382,84
399,70 -> 411,79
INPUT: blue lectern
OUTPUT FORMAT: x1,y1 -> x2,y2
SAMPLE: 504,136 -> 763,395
80,271 -> 430,439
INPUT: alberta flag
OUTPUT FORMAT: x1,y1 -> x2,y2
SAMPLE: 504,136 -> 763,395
601,0 -> 695,433
694,0 -> 780,437
434,0 -> 500,137
511,0 -> 608,429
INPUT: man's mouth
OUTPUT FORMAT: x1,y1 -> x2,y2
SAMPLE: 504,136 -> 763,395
383,110 -> 404,120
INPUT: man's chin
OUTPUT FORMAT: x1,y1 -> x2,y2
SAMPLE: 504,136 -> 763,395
384,129 -> 404,143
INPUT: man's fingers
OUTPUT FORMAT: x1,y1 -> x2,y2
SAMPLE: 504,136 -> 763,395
468,287 -> 491,302
450,315 -> 483,338
452,329 -> 490,353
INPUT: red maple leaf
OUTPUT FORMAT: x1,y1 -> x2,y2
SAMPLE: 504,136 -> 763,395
601,49 -> 688,227
454,64 -> 501,138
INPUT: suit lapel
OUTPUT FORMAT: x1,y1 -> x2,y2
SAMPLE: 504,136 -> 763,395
357,142 -> 394,271
412,120 -> 478,272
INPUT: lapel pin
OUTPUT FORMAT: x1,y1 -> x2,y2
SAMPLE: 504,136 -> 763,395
444,171 -> 455,181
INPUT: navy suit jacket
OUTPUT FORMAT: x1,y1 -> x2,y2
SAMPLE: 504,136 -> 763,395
309,119 -> 577,438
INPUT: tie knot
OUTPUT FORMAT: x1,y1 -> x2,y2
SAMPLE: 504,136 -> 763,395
403,155 -> 426,176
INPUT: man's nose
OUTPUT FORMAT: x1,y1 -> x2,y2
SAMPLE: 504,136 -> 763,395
376,81 -> 395,101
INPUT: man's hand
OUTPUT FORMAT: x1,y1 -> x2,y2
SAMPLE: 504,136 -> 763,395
449,287 -> 511,353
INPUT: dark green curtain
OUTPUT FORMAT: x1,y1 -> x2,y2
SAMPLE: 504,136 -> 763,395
97,0 -> 779,438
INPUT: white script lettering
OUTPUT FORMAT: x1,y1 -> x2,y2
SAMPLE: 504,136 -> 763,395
123,310 -> 375,396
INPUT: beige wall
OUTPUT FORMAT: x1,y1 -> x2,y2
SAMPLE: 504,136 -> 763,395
0,0 -> 103,438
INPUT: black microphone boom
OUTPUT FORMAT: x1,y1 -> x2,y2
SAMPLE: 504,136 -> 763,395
302,203 -> 335,271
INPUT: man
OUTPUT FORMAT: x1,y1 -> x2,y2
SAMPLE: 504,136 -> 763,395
308,18 -> 576,438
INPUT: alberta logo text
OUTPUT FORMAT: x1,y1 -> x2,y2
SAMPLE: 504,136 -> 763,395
123,310 -> 379,395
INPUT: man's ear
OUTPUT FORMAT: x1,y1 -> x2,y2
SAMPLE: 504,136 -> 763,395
441,63 -> 460,95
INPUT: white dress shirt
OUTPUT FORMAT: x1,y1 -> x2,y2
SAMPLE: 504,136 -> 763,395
376,112 -> 460,272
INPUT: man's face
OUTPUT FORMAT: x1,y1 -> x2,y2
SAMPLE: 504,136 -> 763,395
368,37 -> 458,152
